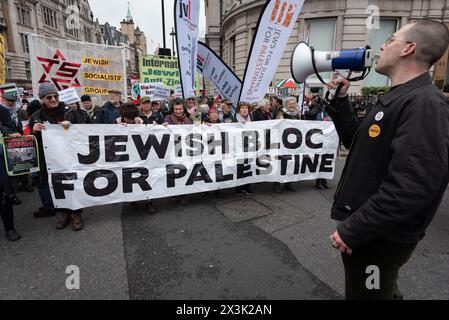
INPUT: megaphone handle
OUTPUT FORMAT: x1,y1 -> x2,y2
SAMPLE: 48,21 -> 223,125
325,83 -> 344,103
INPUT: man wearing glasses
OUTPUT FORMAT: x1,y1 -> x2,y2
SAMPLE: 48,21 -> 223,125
325,20 -> 449,299
29,83 -> 84,231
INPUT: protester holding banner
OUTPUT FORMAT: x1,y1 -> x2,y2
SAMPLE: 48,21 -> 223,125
80,95 -> 100,122
186,96 -> 198,120
1,103 -> 21,241
139,97 -> 164,125
219,99 -> 236,123
96,90 -> 123,124
235,102 -> 253,196
252,99 -> 273,121
203,106 -> 220,125
164,98 -> 192,125
117,103 -> 144,125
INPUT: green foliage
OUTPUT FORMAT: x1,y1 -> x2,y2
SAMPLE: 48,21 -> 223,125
361,86 -> 390,96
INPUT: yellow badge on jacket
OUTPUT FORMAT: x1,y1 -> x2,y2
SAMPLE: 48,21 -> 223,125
369,124 -> 381,138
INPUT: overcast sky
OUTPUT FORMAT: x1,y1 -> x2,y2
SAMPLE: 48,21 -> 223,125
89,0 -> 206,53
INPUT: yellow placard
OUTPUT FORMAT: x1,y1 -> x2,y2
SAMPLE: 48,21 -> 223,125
83,87 -> 110,95
0,34 -> 6,85
83,72 -> 123,82
82,57 -> 110,67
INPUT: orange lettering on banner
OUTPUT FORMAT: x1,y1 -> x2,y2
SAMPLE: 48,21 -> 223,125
83,87 -> 110,95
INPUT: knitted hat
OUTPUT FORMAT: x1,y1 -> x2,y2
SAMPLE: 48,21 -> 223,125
208,106 -> 218,116
38,82 -> 58,99
80,95 -> 91,102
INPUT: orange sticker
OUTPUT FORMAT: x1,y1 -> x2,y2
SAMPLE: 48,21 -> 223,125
369,124 -> 381,138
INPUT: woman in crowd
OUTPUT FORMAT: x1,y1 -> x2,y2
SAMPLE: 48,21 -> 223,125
235,102 -> 253,195
252,99 -> 273,121
116,103 -> 144,125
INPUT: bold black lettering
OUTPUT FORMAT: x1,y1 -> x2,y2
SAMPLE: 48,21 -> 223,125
122,168 -> 151,193
276,155 -> 292,175
186,163 -> 213,185
242,131 -> 260,152
306,129 -> 323,149
186,133 -> 204,157
237,159 -> 253,179
294,154 -> 300,174
208,132 -> 228,155
166,164 -> 187,188
215,161 -> 233,182
174,134 -> 183,157
51,173 -> 77,199
84,170 -> 118,197
320,154 -> 334,172
132,134 -> 170,160
264,129 -> 280,150
77,136 -> 100,165
256,155 -> 272,175
282,128 -> 302,149
105,135 -> 129,162
300,154 -> 320,173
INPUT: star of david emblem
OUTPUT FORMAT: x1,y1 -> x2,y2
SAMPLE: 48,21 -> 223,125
37,50 -> 81,91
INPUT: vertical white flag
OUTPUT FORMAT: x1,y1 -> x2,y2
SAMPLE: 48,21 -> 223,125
239,0 -> 305,104
174,0 -> 200,98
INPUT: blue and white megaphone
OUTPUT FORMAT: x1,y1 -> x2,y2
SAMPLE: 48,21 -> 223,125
291,42 -> 374,84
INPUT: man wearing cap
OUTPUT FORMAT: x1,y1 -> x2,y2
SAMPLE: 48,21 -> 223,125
97,90 -> 122,124
80,94 -> 100,122
139,97 -> 164,124
29,82 -> 84,231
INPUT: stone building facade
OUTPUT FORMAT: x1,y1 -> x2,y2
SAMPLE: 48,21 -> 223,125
205,0 -> 449,93
0,0 -> 104,91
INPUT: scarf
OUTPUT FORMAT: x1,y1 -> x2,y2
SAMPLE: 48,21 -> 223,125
170,113 -> 191,125
236,113 -> 251,124
81,105 -> 96,118
283,107 -> 300,118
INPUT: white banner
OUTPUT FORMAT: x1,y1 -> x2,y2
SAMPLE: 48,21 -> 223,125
175,0 -> 200,98
42,120 -> 338,210
239,0 -> 305,104
29,34 -> 126,106
153,84 -> 171,100
197,41 -> 242,109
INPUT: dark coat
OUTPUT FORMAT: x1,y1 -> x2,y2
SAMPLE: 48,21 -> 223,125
140,111 -> 164,125
252,108 -> 273,121
65,107 -> 91,124
96,101 -> 121,124
325,73 -> 449,250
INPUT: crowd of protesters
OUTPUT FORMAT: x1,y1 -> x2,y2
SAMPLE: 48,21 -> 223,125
1,82 -> 378,242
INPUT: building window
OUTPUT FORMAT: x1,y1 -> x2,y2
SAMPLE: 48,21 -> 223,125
96,34 -> 102,44
6,59 -> 12,79
305,18 -> 336,82
17,6 -> 32,27
20,33 -> 29,53
64,16 -> 79,38
230,36 -> 236,71
364,19 -> 398,87
43,6 -> 58,29
25,62 -> 31,79
84,26 -> 92,43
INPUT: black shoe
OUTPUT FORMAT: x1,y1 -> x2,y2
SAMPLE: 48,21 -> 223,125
18,183 -> 34,193
5,230 -> 21,242
322,181 -> 330,189
33,207 -> 56,218
284,183 -> 296,192
236,189 -> 246,196
9,195 -> 21,205
314,182 -> 323,190
146,202 -> 157,214
215,190 -> 225,198
273,184 -> 283,194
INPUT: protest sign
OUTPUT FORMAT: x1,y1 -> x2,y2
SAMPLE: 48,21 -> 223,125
153,84 -> 171,100
0,34 -> 5,85
29,34 -> 126,106
175,0 -> 201,98
1,136 -> 40,176
197,42 -> 242,109
42,120 -> 338,210
239,0 -> 305,104
58,87 -> 80,105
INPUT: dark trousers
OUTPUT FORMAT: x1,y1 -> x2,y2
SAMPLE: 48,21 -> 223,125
38,175 -> 54,209
0,186 -> 14,231
341,241 -> 416,300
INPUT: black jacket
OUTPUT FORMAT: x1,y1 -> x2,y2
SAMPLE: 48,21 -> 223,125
0,105 -> 14,135
252,108 -> 273,121
140,111 -> 164,125
96,101 -> 121,124
325,73 -> 449,249
65,107 -> 91,124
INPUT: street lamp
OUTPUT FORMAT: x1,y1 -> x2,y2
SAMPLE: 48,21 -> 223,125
170,27 -> 176,58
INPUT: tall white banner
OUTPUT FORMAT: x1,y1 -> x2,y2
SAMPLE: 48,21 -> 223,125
43,121 -> 338,210
239,0 -> 305,104
174,0 -> 201,98
197,41 -> 242,109
29,34 -> 126,106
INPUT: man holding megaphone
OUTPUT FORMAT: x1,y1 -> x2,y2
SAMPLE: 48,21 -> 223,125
323,20 -> 449,300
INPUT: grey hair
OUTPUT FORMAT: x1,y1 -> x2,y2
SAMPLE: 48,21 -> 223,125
283,97 -> 297,108
257,99 -> 270,108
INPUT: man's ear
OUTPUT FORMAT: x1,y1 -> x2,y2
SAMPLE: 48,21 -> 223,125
400,42 -> 416,57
